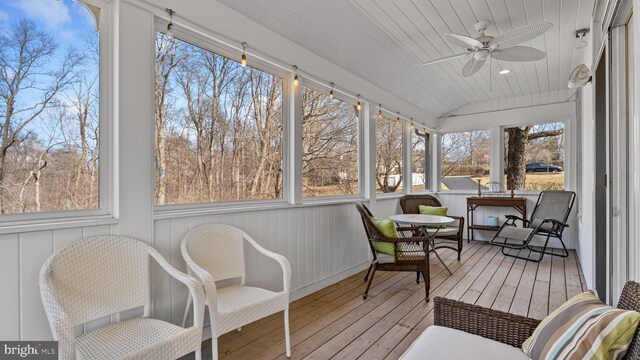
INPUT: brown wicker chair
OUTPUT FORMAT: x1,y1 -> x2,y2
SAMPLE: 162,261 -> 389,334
356,202 -> 431,302
433,281 -> 640,358
399,194 -> 465,260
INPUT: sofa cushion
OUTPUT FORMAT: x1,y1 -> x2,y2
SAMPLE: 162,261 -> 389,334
522,291 -> 640,360
400,325 -> 531,360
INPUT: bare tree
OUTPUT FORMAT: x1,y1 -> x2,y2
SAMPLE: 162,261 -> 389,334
0,19 -> 82,212
376,117 -> 403,193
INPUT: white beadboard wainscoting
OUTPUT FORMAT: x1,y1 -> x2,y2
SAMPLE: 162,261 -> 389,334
0,223 -> 120,341
0,194 -> 578,342
0,201 -> 373,341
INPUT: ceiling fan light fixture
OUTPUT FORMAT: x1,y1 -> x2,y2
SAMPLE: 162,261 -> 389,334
499,69 -> 511,75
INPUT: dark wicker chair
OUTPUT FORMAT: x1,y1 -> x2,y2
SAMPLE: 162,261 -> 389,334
356,202 -> 431,302
399,194 -> 465,260
434,281 -> 640,359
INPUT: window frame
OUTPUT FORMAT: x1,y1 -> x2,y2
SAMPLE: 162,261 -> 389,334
151,23 -> 291,212
437,128 -> 492,193
0,0 -> 116,226
500,120 -> 568,192
299,79 -> 364,202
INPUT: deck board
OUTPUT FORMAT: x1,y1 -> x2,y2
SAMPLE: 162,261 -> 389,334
184,241 -> 586,360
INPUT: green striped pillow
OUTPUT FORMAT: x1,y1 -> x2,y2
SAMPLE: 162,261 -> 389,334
522,291 -> 640,360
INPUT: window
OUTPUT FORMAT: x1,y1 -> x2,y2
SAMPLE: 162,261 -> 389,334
440,130 -> 491,190
0,0 -> 101,214
411,127 -> 431,191
154,32 -> 284,206
302,87 -> 359,197
504,122 -> 565,190
376,116 -> 403,193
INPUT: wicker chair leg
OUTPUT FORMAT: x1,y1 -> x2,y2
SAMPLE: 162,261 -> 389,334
211,334 -> 219,360
363,262 -> 377,299
423,271 -> 430,302
364,262 -> 373,282
416,272 -> 421,284
284,308 -> 291,357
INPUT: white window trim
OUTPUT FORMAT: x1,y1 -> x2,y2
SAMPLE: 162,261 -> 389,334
0,0 -> 117,229
151,23 -> 291,211
299,80 -> 365,201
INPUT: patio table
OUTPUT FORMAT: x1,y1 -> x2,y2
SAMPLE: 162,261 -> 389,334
389,214 -> 455,276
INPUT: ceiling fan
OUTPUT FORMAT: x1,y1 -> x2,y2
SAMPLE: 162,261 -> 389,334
418,21 -> 553,77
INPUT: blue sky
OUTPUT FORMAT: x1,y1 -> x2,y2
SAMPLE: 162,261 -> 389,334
0,0 -> 99,143
0,0 -> 96,45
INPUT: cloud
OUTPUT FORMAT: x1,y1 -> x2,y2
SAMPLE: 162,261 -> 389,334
0,10 -> 8,22
12,0 -> 70,29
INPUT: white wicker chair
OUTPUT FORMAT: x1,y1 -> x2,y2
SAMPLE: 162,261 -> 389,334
39,235 -> 206,360
180,223 -> 291,360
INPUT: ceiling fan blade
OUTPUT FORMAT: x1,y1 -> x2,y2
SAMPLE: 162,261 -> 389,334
462,56 -> 486,77
491,46 -> 546,62
416,53 -> 467,66
444,33 -> 483,49
489,22 -> 553,49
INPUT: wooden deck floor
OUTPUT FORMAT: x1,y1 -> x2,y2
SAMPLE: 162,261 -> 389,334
194,241 -> 587,360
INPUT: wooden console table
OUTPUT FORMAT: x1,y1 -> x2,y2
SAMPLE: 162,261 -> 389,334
466,197 -> 527,241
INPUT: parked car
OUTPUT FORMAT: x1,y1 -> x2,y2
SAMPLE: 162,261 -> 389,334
526,162 -> 563,173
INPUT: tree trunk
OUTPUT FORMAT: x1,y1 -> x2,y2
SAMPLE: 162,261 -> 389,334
506,127 -> 530,190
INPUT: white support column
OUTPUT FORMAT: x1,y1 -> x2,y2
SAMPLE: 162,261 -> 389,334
432,132 -> 441,191
363,103 -> 376,208
289,73 -> 302,205
489,126 -> 504,187
118,2 -> 154,241
403,121 -> 412,194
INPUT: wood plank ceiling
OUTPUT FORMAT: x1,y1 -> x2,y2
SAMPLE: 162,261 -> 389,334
218,0 -> 594,120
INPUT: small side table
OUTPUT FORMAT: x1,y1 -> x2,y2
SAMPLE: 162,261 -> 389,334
466,197 -> 527,241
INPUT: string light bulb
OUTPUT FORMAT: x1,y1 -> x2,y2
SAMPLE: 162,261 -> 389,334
396,112 -> 401,125
356,94 -> 362,110
292,65 -> 299,86
240,42 -> 248,67
410,117 -> 414,129
378,104 -> 383,120
165,8 -> 175,39
329,82 -> 334,99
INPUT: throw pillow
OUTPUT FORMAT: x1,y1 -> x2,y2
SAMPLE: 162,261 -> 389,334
522,291 -> 640,360
370,217 -> 398,256
418,205 -> 448,229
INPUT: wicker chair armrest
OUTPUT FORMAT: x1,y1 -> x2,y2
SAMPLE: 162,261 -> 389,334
370,234 -> 430,243
148,248 -> 206,328
244,236 -> 291,293
39,268 -> 77,360
434,297 -> 540,348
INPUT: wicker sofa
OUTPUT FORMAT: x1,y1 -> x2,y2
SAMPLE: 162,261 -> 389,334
400,281 -> 640,359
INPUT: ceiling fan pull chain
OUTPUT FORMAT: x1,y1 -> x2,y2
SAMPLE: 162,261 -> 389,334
489,56 -> 493,96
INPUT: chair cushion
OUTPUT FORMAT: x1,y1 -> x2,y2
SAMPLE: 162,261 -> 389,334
522,291 -> 640,360
376,252 -> 395,264
400,325 -> 531,359
426,226 -> 459,237
371,217 -> 398,255
76,318 -> 200,360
